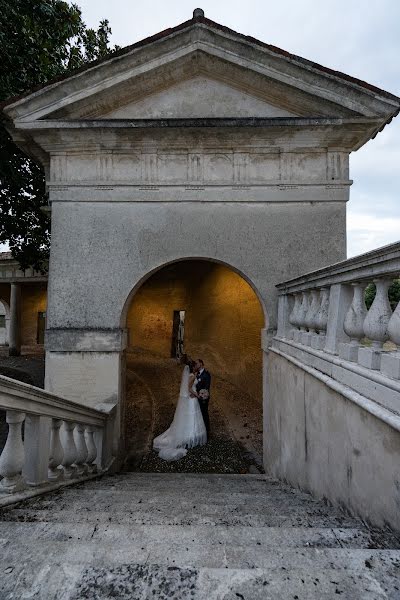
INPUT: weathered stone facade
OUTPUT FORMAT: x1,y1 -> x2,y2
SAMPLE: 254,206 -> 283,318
3,11 -> 399,457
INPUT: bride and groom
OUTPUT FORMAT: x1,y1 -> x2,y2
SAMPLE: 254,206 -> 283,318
153,357 -> 211,461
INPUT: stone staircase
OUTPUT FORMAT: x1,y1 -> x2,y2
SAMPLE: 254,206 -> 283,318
0,473 -> 399,599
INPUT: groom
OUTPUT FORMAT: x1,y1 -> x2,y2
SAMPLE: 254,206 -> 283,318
192,359 -> 211,436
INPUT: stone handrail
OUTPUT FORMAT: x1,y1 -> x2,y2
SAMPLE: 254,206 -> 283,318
0,375 -> 116,495
274,241 -> 400,400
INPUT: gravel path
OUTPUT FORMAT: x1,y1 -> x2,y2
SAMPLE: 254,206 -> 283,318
125,351 -> 264,474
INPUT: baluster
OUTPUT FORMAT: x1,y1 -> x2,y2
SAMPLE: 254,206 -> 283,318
303,289 -> 319,346
297,291 -> 309,344
48,419 -> 64,481
74,423 -> 89,476
62,421 -> 78,479
85,426 -> 98,473
0,411 -> 26,493
381,297 -> 400,379
312,287 -> 330,350
359,278 -> 392,370
338,282 -> 367,362
289,293 -> 301,341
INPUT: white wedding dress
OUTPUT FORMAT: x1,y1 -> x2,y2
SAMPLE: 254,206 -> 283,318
153,365 -> 207,461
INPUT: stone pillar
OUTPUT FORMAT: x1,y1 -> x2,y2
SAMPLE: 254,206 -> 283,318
9,283 -> 21,356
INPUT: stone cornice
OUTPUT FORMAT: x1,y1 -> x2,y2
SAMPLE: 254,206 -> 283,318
14,116 -> 381,130
48,183 -> 351,204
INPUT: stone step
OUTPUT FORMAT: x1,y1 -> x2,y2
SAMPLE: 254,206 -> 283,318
47,484 -> 318,501
56,474 -> 301,486
0,521 -> 375,549
16,488 -> 341,514
0,507 -> 356,528
2,537 -> 398,572
0,559 -> 395,600
72,476 -> 313,496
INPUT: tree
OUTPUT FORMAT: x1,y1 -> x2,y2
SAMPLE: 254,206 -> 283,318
0,1 -> 117,271
365,280 -> 400,311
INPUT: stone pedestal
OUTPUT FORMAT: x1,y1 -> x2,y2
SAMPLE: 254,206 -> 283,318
338,341 -> 359,362
358,346 -> 382,370
293,330 -> 302,343
380,352 -> 400,380
311,334 -> 326,351
301,332 -> 313,346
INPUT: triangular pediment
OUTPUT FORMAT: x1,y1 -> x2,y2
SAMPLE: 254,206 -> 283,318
102,75 -> 297,119
3,12 -> 399,130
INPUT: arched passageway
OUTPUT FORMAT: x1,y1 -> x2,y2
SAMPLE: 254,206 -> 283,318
0,298 -> 10,347
122,259 -> 266,473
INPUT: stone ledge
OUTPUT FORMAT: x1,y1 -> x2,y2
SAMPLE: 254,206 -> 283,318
270,344 -> 400,435
271,337 -> 400,420
48,183 -> 350,203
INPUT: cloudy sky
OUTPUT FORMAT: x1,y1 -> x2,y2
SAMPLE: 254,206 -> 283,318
5,1 -> 399,257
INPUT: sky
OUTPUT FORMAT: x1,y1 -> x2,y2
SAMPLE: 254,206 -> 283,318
4,1 -> 399,257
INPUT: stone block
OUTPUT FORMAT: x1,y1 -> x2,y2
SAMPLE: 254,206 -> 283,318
338,342 -> 359,362
380,352 -> 400,380
301,332 -> 313,346
358,347 -> 382,370
311,334 -> 326,351
293,330 -> 302,343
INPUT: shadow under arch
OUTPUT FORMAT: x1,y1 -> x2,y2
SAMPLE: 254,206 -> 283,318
120,256 -> 268,330
119,256 -> 267,472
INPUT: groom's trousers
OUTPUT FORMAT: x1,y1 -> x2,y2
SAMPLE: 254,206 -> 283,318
198,398 -> 210,436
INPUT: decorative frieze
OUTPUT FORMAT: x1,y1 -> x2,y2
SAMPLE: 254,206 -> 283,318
49,147 -> 347,189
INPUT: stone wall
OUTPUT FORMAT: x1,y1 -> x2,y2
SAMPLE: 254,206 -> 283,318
127,261 -> 264,399
265,350 -> 400,530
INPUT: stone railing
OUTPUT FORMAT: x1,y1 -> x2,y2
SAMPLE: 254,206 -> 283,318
0,374 -> 116,498
273,241 -> 400,414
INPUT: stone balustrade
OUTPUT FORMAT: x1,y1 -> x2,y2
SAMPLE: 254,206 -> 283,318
273,241 -> 400,415
0,375 -> 116,496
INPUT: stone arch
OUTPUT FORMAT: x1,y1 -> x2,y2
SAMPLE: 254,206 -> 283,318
0,297 -> 10,346
119,256 -> 268,470
120,256 -> 268,330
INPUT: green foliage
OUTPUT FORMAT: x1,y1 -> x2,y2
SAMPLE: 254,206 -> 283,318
364,280 -> 400,311
0,0 -> 116,271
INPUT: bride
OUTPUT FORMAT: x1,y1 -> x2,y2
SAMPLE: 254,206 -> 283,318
153,358 -> 207,461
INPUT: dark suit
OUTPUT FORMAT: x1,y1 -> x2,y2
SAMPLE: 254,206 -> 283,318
195,369 -> 211,435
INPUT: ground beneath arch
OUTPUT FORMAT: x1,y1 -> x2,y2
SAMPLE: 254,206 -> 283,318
124,351 -> 264,474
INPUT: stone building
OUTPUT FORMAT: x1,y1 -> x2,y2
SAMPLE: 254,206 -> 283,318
2,9 -> 399,461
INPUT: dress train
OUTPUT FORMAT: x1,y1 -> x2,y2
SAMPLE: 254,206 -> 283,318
153,365 -> 207,461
